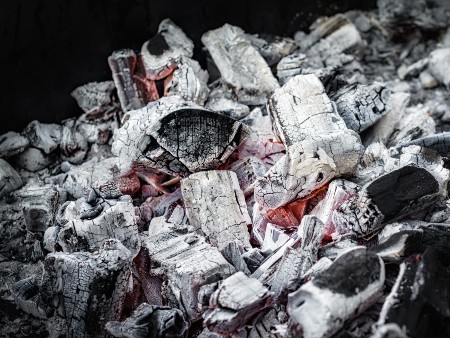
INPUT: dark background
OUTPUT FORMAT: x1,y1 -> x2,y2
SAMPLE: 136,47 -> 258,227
0,0 -> 377,134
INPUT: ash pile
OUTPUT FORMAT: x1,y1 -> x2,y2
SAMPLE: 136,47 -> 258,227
2,1 -> 450,337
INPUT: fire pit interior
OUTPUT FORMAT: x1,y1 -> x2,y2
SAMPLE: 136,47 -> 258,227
1,1 -> 450,337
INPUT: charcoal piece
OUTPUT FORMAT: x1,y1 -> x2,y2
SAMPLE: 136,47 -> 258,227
206,98 -> 250,120
0,131 -> 29,157
371,323 -> 408,338
397,58 -> 429,80
235,307 -> 287,338
287,248 -> 385,338
141,226 -> 235,321
201,24 -> 279,105
370,230 -> 423,263
112,96 -> 250,176
22,120 -> 62,154
71,81 -> 116,116
428,48 -> 450,88
394,132 -> 450,158
105,303 -> 188,338
261,223 -> 290,251
246,34 -> 296,66
229,156 -> 266,196
164,56 -> 209,104
108,49 -> 144,112
57,198 -> 140,255
181,170 -> 251,251
242,248 -> 271,274
11,275 -> 47,319
330,83 -> 391,133
221,240 -> 251,275
276,52 -> 307,85
43,226 -> 60,252
318,238 -> 359,260
17,183 -> 66,232
334,165 -> 440,239
419,70 -> 438,89
13,147 -> 55,172
270,216 -> 325,301
203,271 -> 274,335
40,239 -> 133,338
237,129 -> 286,166
0,158 -> 23,197
60,119 -> 89,164
141,19 -> 194,80
301,257 -> 333,282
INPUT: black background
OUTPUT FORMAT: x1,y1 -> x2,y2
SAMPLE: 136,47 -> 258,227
0,0 -> 376,134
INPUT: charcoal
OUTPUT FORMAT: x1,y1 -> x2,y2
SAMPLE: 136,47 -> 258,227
105,303 -> 188,338
164,56 -> 209,104
11,275 -> 47,319
60,119 -> 89,164
261,223 -> 290,251
427,48 -> 450,89
301,257 -> 333,281
276,52 -> 307,85
286,248 -> 385,338
371,323 -> 409,338
237,129 -> 286,167
140,226 -> 235,321
221,240 -> 251,275
206,98 -> 251,120
318,238 -> 360,260
246,34 -> 296,66
229,156 -> 266,196
242,248 -> 271,274
419,70 -> 438,89
108,49 -> 144,112
203,271 -> 274,335
370,230 -> 424,263
43,225 -> 60,252
270,216 -> 325,301
57,197 -> 140,255
330,83 -> 391,133
112,96 -> 250,176
181,170 -> 251,251
397,58 -> 429,80
377,221 -> 418,244
0,158 -> 23,197
40,239 -> 133,338
13,147 -> 55,172
141,19 -> 194,80
0,131 -> 29,157
234,307 -> 287,338
334,165 -> 441,239
71,81 -> 116,116
201,24 -> 279,105
22,120 -> 62,154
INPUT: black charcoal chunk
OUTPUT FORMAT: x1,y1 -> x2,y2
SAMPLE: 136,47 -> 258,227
0,158 -> 23,198
370,230 -> 423,263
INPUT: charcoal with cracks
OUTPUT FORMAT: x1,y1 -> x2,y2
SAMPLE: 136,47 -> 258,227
60,118 -> 89,164
330,82 -> 391,133
22,120 -> 62,155
71,81 -> 117,117
106,303 -> 189,338
140,225 -> 235,321
203,271 -> 275,335
181,170 -> 252,252
39,239 -> 133,338
0,131 -> 29,158
201,24 -> 279,105
287,247 -> 385,338
112,96 -> 250,176
0,158 -> 23,198
246,33 -> 296,66
206,98 -> 251,121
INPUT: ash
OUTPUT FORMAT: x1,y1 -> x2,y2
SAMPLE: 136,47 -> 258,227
2,1 -> 450,338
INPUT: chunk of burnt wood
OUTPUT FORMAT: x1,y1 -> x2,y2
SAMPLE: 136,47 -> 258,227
229,156 -> 266,196
71,81 -> 116,116
201,24 -> 279,105
203,271 -> 274,335
181,170 -> 252,251
221,240 -> 251,275
40,239 -> 133,338
334,165 -> 441,239
105,303 -> 188,338
370,230 -> 423,263
11,275 -> 47,319
206,97 -> 251,120
23,120 -> 62,154
112,96 -> 250,176
0,158 -> 23,198
60,119 -> 89,164
141,226 -> 235,321
318,238 -> 359,261
270,216 -> 325,301
330,83 -> 391,133
391,132 -> 450,158
287,248 -> 385,338
428,48 -> 450,88
0,131 -> 29,157
246,34 -> 296,66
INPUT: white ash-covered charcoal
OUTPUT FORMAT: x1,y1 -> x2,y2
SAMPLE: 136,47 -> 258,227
15,182 -> 66,233
363,92 -> 410,147
371,323 -> 409,338
11,275 -> 47,319
181,170 -> 252,251
0,158 -> 23,198
108,49 -> 144,112
71,81 -> 116,116
13,147 -> 56,172
57,197 -> 140,255
206,97 -> 251,120
60,118 -> 89,164
270,216 -> 325,301
229,156 -> 266,196
286,247 -> 385,338
419,70 -> 438,89
164,56 -> 209,105
43,225 -> 60,252
141,19 -> 194,80
301,257 -> 333,282
141,226 -> 235,321
237,129 -> 286,167
234,307 -> 287,338
370,229 -> 423,263
397,58 -> 429,80
261,223 -> 290,251
377,221 -> 420,244
22,120 -> 62,154
201,24 -> 279,105
0,131 -> 29,157
392,132 -> 450,158
246,34 -> 296,66
242,248 -> 272,274
221,240 -> 251,275
334,165 -> 441,239
330,83 -> 391,133
310,179 -> 361,238
112,96 -> 250,176
318,238 -> 360,260
428,48 -> 450,88
203,271 -> 275,335
105,303 -> 188,338
40,239 -> 133,338
276,52 -> 307,85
